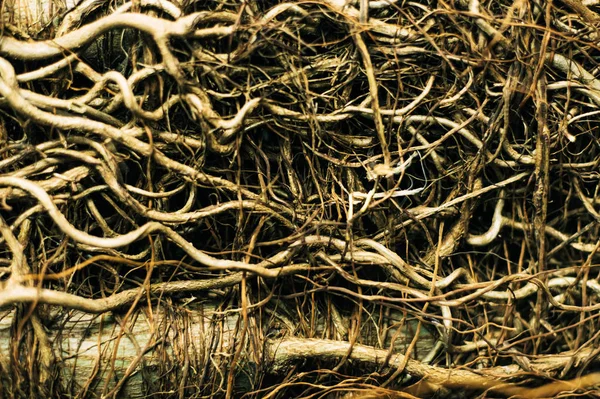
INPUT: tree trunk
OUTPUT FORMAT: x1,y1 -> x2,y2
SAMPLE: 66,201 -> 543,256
0,302 -> 437,398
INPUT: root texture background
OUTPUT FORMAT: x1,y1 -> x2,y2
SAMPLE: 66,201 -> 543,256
1,0 -> 600,398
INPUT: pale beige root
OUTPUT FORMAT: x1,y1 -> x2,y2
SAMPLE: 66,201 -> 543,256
268,338 -> 600,398
404,371 -> 600,398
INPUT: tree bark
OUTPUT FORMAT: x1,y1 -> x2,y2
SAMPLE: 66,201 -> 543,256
0,302 -> 437,398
